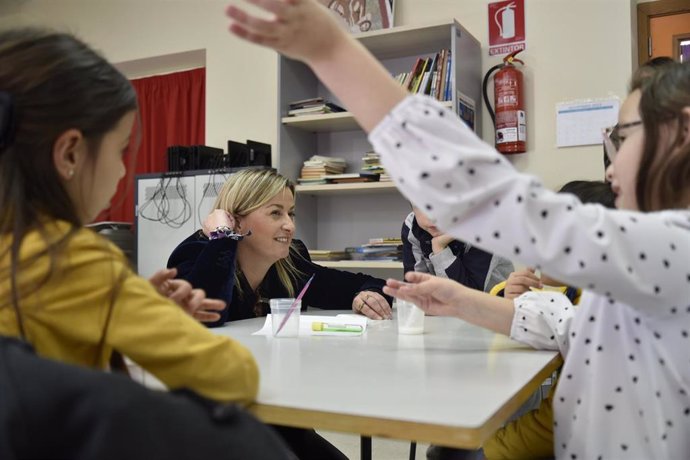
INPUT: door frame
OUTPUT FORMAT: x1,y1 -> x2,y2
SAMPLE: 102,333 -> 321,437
672,32 -> 690,61
637,0 -> 690,66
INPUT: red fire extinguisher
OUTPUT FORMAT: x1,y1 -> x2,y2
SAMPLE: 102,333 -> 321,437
482,50 -> 526,154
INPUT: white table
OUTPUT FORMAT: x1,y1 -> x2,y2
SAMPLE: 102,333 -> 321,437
213,310 -> 561,449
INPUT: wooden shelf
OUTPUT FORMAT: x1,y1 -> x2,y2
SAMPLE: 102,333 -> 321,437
283,101 -> 453,133
282,111 -> 360,132
315,260 -> 403,269
295,181 -> 399,196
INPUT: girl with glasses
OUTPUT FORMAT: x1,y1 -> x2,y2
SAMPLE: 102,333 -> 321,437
225,1 -> 690,458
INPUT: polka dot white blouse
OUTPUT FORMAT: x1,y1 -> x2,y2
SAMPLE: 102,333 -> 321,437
370,95 -> 690,459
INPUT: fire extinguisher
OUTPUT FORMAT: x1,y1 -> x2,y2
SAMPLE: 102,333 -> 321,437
482,50 -> 526,154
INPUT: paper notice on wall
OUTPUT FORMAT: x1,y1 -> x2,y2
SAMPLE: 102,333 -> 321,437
556,98 -> 620,148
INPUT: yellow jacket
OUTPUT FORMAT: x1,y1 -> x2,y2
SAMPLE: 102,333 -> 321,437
0,221 -> 258,404
483,281 -> 579,459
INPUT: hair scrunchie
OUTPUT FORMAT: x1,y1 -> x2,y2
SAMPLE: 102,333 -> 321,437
0,91 -> 16,151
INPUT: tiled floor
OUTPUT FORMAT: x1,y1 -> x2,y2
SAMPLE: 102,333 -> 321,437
319,430 -> 429,460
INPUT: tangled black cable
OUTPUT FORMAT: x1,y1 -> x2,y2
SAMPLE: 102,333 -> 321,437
138,176 -> 193,228
196,171 -> 232,227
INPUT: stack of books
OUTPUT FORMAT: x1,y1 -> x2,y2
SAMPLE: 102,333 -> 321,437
360,151 -> 390,182
346,237 -> 403,261
287,97 -> 346,117
299,155 -> 347,185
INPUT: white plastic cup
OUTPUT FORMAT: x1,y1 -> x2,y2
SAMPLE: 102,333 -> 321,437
270,298 -> 301,338
396,299 -> 425,335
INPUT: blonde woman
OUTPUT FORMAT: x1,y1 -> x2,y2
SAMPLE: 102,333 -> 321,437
168,168 -> 392,324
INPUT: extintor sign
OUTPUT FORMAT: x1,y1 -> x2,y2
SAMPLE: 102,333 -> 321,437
488,0 -> 525,56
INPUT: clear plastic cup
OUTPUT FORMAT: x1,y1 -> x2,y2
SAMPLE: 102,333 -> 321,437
270,298 -> 301,338
396,299 -> 425,335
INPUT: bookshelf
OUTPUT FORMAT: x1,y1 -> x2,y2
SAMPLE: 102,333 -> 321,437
277,20 -> 481,273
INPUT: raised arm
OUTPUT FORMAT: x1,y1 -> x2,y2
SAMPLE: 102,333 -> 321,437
226,0 -> 406,132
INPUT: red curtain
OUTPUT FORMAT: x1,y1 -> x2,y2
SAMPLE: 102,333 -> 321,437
98,67 -> 205,223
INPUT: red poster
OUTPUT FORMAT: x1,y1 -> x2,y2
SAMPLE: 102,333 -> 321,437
488,0 -> 526,56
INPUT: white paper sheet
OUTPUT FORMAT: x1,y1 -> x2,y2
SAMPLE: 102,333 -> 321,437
556,98 -> 619,147
253,314 -> 368,337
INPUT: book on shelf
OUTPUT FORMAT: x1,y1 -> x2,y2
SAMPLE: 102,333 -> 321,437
323,172 -> 380,184
365,237 -> 403,246
297,178 -> 328,185
359,151 -> 388,179
303,155 -> 347,168
308,250 -> 350,261
395,49 -> 452,102
287,102 -> 346,116
300,165 -> 346,177
287,98 -> 345,116
345,244 -> 402,261
299,154 -> 347,182
288,97 -> 325,109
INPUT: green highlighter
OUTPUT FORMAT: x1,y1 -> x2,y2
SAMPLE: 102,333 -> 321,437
311,322 -> 363,333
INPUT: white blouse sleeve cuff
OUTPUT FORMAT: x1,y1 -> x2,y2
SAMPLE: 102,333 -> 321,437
510,291 -> 576,355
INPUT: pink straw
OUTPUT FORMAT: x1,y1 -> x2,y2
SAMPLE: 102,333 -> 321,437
275,273 -> 315,335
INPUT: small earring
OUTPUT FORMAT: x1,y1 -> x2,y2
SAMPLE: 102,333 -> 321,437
68,170 -> 74,178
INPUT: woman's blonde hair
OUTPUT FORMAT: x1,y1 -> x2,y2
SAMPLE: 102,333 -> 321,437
213,168 -> 303,299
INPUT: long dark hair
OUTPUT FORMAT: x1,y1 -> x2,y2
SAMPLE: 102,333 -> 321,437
636,61 -> 690,211
0,28 -> 138,341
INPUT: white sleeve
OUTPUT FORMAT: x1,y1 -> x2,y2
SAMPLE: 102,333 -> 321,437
510,291 -> 575,356
369,95 -> 690,316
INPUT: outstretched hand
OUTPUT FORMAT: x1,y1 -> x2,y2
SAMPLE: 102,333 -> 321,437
504,267 -> 542,300
225,0 -> 348,65
383,272 -> 466,317
385,272 -> 515,335
149,268 -> 225,323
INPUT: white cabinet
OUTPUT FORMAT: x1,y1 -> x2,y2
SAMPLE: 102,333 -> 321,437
277,20 -> 482,274
135,171 -> 233,278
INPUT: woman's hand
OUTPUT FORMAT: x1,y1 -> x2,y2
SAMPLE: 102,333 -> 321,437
202,209 -> 236,237
352,290 -> 392,320
503,268 -> 542,300
149,268 -> 225,323
384,272 -> 465,318
226,0 -> 349,66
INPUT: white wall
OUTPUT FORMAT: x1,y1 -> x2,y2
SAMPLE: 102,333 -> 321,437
0,0 -> 639,190
0,0 -> 278,154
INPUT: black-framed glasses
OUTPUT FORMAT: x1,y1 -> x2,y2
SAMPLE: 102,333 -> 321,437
602,120 -> 643,163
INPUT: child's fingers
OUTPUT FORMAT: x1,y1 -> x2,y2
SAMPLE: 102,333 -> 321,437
513,274 -> 542,289
403,271 -> 432,283
148,268 -> 177,290
226,3 -> 281,38
245,0 -> 291,18
195,310 -> 222,323
199,298 -> 226,312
